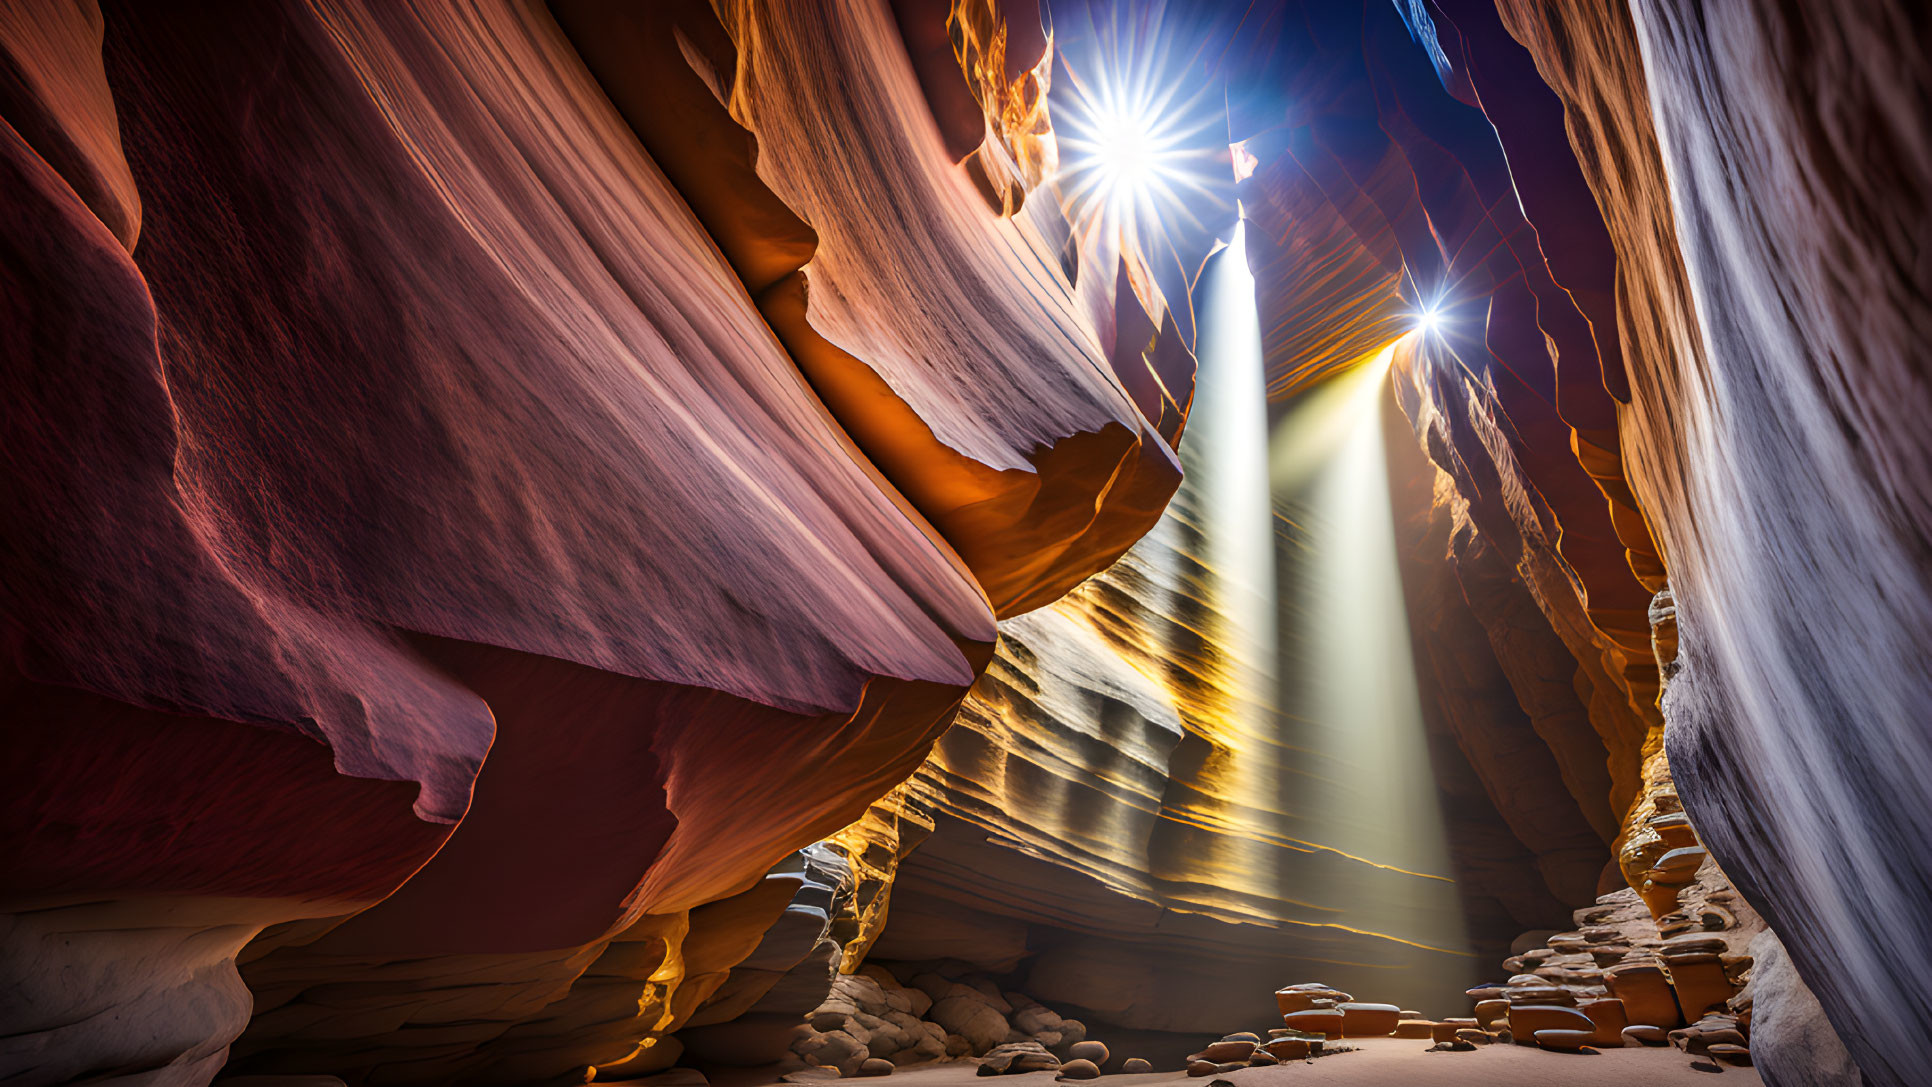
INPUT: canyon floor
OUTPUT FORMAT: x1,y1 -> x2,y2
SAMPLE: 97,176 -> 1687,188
710,1037 -> 1761,1087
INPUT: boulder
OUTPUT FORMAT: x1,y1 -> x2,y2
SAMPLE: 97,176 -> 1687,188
1605,965 -> 1682,1028
798,1030 -> 869,1076
1578,998 -> 1630,1047
932,997 -> 1011,1055
1012,1005 -> 1063,1035
857,1059 -> 894,1077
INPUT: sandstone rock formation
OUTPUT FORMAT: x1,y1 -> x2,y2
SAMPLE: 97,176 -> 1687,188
0,0 -> 1176,1083
4,0 -> 1925,1084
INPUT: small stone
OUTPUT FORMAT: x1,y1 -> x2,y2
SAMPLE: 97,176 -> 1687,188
1393,1020 -> 1436,1039
1274,984 -> 1352,1015
1454,1029 -> 1491,1046
1699,905 -> 1737,932
1260,1035 -> 1319,1060
1056,1059 -> 1100,1080
1507,987 -> 1577,1007
1069,1041 -> 1108,1065
978,1042 -> 1060,1076
1708,1043 -> 1751,1065
1247,1050 -> 1279,1066
1194,1040 -> 1253,1063
1122,1059 -> 1152,1074
857,1059 -> 894,1077
1663,934 -> 1729,955
1508,1005 -> 1595,1043
1185,1061 -> 1217,1078
1280,1010 -> 1341,1036
1533,1029 -> 1596,1052
1221,1032 -> 1260,1044
1623,1025 -> 1669,1046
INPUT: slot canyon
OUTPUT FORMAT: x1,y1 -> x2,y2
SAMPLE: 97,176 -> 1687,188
2,1 -> 1926,1086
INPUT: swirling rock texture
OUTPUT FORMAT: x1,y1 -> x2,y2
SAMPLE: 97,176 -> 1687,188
5,0 -> 1927,1083
0,0 -> 1176,1083
862,1 -> 1921,1084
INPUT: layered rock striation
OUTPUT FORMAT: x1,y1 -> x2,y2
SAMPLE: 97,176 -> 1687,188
0,0 -> 1178,1083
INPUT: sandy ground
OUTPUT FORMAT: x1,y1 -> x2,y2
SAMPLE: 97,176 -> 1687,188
710,1037 -> 1762,1087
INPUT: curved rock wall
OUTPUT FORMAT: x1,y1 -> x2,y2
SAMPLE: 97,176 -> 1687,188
0,0 -> 1174,1082
1487,1 -> 1931,1083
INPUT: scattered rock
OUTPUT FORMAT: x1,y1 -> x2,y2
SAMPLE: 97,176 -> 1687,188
977,1041 -> 1060,1076
1281,1009 -> 1342,1036
1532,1029 -> 1596,1052
932,996 -> 1012,1055
1260,1033 -> 1322,1060
1708,1043 -> 1751,1066
1056,1059 -> 1100,1080
1507,1004 -> 1595,1044
1191,1040 -> 1253,1063
1454,1029 -> 1491,1046
1068,1041 -> 1108,1065
858,1059 -> 894,1077
1339,1003 -> 1400,1037
1623,1025 -> 1669,1046
1185,1061 -> 1217,1078
1121,1058 -> 1152,1073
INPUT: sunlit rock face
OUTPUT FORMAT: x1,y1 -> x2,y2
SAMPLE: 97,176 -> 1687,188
0,0 -> 1173,1082
1485,2 -> 1932,1083
552,0 -> 1181,620
871,290 -> 1618,1039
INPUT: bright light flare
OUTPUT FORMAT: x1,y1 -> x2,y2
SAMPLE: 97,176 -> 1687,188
1416,305 -> 1443,334
1053,25 -> 1227,249
1091,108 -> 1158,195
